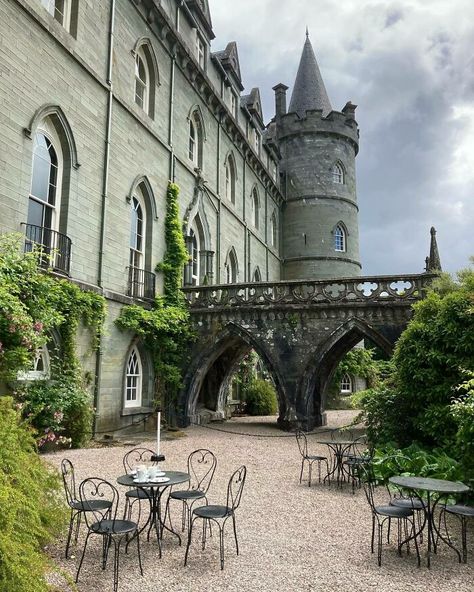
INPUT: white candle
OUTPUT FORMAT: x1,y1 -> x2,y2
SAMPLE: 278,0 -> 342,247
156,411 -> 161,456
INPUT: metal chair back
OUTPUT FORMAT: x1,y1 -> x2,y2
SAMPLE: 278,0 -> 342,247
188,448 -> 217,494
61,458 -> 78,507
79,478 -> 119,531
295,430 -> 308,459
123,447 -> 156,474
226,465 -> 247,512
331,428 -> 354,441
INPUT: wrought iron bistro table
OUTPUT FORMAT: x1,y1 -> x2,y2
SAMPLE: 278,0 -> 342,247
317,440 -> 355,487
117,471 -> 189,558
389,476 -> 469,567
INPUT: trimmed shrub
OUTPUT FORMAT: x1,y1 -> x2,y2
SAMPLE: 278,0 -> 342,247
0,397 -> 66,592
245,379 -> 278,416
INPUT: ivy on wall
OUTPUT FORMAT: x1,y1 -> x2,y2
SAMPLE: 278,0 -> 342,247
0,233 -> 106,448
116,182 -> 194,417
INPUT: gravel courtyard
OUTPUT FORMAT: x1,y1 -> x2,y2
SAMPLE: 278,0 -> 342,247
45,411 -> 473,592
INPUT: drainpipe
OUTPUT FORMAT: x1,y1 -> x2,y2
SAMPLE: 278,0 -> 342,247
93,0 -> 115,437
169,51 -> 176,179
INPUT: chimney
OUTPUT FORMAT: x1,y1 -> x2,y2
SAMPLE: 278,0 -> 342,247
273,83 -> 289,118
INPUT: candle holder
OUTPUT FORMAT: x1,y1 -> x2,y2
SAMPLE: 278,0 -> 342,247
151,454 -> 165,463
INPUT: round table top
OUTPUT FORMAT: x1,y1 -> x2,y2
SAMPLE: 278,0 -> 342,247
117,470 -> 189,488
389,475 -> 469,494
317,440 -> 355,446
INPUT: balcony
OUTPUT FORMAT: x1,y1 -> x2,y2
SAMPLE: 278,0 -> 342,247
22,223 -> 72,276
127,266 -> 156,301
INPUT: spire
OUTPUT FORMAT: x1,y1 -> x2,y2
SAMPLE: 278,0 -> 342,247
288,33 -> 332,118
426,227 -> 442,272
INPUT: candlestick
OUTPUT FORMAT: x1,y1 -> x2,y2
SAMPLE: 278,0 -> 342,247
156,411 -> 161,456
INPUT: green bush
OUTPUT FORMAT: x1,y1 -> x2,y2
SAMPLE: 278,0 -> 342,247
0,397 -> 67,592
18,375 -> 93,449
450,375 -> 474,481
245,379 -> 278,415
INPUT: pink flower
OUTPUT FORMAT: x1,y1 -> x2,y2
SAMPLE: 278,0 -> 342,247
8,324 -> 16,333
33,321 -> 43,332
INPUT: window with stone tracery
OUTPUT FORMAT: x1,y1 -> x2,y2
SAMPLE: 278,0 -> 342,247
125,347 -> 142,408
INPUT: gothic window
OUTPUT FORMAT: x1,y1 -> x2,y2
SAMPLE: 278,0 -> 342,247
270,212 -> 277,248
190,229 -> 200,286
225,156 -> 236,204
129,191 -> 146,297
135,48 -> 149,113
125,347 -> 142,408
254,129 -> 261,156
332,162 -> 344,184
230,89 -> 238,118
225,249 -> 238,284
188,111 -> 203,168
252,267 -> 262,282
334,224 -> 346,252
18,344 -> 50,381
340,373 -> 352,393
251,187 -> 259,229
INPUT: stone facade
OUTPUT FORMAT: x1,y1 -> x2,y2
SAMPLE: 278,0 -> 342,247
0,0 -> 367,433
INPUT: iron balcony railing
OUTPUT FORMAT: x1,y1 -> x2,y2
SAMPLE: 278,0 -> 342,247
127,266 -> 156,301
22,223 -> 72,276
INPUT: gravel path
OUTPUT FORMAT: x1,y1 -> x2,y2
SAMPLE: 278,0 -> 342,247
44,411 -> 473,592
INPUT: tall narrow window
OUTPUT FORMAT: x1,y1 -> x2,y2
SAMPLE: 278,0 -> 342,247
135,48 -> 149,113
125,347 -> 142,408
225,156 -> 236,204
334,224 -> 346,252
129,194 -> 145,297
253,267 -> 262,282
188,111 -> 203,168
270,212 -> 277,248
196,33 -> 206,68
254,129 -> 261,155
226,249 -> 238,284
251,188 -> 259,229
190,229 -> 200,286
332,162 -> 344,184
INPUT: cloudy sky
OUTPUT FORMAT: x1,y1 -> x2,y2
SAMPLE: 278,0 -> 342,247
209,0 -> 474,276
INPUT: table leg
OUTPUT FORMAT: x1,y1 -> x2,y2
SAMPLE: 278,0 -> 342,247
431,495 -> 463,563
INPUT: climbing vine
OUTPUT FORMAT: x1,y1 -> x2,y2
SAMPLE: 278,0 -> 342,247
0,233 -> 106,448
116,182 -> 194,417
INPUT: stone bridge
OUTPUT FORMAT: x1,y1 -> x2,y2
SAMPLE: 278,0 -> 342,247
179,274 -> 435,430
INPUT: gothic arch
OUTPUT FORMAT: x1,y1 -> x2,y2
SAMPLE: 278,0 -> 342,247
224,246 -> 239,283
122,338 -> 154,411
179,322 -> 288,424
132,37 -> 161,85
223,150 -> 239,179
24,104 -> 80,169
128,175 -> 159,220
299,317 -> 393,418
186,104 -> 207,141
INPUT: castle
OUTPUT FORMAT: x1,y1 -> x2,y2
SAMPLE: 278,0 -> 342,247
0,0 -> 363,433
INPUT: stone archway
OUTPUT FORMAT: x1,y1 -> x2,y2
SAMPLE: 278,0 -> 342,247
299,318 -> 395,429
180,322 -> 288,425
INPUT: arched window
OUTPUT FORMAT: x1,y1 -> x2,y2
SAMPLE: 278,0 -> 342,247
190,228 -> 200,286
18,344 -> 50,381
27,122 -> 64,269
340,373 -> 352,393
125,347 -> 142,408
332,162 -> 344,184
334,224 -> 346,252
135,47 -> 149,113
226,249 -> 238,284
252,267 -> 262,282
270,212 -> 277,248
225,156 -> 236,204
129,191 -> 146,297
188,111 -> 203,168
251,187 -> 260,229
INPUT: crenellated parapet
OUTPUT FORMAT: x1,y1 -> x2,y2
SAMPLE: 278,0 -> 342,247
277,108 -> 359,154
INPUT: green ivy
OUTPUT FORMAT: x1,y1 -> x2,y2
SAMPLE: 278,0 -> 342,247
0,233 -> 106,448
117,182 -> 194,416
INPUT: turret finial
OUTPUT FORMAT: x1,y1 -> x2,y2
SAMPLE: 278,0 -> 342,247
306,26 -> 309,39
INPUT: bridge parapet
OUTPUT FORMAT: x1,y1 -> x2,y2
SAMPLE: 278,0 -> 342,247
182,273 -> 435,311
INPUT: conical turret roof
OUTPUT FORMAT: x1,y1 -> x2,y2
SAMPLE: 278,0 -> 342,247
289,32 -> 332,118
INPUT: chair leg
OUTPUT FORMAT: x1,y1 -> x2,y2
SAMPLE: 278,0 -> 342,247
218,522 -> 225,570
184,515 -> 195,566
232,514 -> 239,555
461,516 -> 467,564
377,523 -> 383,566
136,529 -> 144,576
371,515 -> 375,554
65,510 -> 77,559
308,462 -> 312,487
75,532 -> 91,583
113,538 -> 120,592
299,459 -> 304,484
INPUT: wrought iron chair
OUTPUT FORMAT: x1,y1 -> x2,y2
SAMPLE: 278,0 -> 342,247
165,448 -> 217,532
184,465 -> 247,570
61,459 -> 112,559
296,430 -> 329,486
342,435 -> 374,493
361,465 -> 420,567
122,447 -> 156,520
438,493 -> 474,563
76,478 -> 143,592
